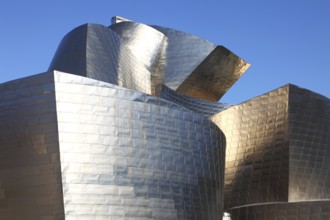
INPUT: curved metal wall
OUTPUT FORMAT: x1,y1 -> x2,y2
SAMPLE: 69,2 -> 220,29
150,25 -> 217,91
54,71 -> 225,219
109,21 -> 167,96
48,24 -> 159,96
48,24 -> 88,77
109,21 -> 166,71
48,19 -> 250,102
160,85 -> 231,117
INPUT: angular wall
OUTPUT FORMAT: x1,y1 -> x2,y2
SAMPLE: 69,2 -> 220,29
0,73 -> 64,219
288,85 -> 330,201
175,46 -> 250,101
210,86 -> 290,209
211,84 -> 330,219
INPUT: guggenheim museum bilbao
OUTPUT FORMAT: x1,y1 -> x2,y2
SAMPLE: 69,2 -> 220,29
0,16 -> 329,220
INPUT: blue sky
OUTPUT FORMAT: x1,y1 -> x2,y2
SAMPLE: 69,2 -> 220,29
0,0 -> 329,104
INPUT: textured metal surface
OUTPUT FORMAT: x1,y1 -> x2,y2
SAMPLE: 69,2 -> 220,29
160,85 -> 231,117
0,70 -> 225,219
228,201 -> 330,220
288,85 -> 330,201
0,73 -> 64,219
150,25 -> 217,92
176,46 -> 250,101
5,15 -> 329,220
49,23 -> 160,96
110,21 -> 167,95
49,17 -> 250,102
54,71 -> 225,219
210,85 -> 290,209
210,84 -> 330,211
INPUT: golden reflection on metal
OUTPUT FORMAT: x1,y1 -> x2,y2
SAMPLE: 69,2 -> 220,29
210,84 -> 330,219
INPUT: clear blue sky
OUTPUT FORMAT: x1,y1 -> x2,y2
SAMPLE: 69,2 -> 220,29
0,0 -> 329,104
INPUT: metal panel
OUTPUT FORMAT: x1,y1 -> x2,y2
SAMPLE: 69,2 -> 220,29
288,85 -> 330,201
109,21 -> 167,96
0,73 -> 65,220
150,25 -> 217,91
210,84 -> 330,215
176,46 -> 250,101
160,85 -> 231,117
210,86 -> 290,209
54,71 -> 225,219
49,17 -> 250,102
48,24 -> 159,96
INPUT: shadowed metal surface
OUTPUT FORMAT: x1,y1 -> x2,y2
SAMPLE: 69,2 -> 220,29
150,25 -> 217,91
160,85 -> 232,117
288,85 -> 330,202
176,46 -> 250,101
210,84 -> 330,215
210,85 -> 290,209
0,73 -> 65,220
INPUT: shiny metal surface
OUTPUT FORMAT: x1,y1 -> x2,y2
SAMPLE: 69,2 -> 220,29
110,21 -> 167,95
150,26 -> 250,101
0,70 -> 225,219
54,71 -> 225,219
176,46 -> 250,101
210,84 -> 330,215
0,73 -> 65,219
211,85 -> 290,209
4,15 -> 329,220
288,85 -> 330,202
150,25 -> 217,91
160,85 -> 232,117
49,16 -> 250,101
49,23 -> 160,96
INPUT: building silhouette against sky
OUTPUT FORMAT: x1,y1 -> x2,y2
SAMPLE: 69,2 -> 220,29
0,16 -> 329,220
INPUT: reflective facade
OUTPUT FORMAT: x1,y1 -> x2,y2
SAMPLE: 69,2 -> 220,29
49,17 -> 250,100
0,73 -> 65,219
0,71 -> 225,219
1,15 -> 330,220
210,84 -> 330,219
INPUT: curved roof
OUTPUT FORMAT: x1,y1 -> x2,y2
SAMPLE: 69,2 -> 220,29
48,16 -> 250,101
